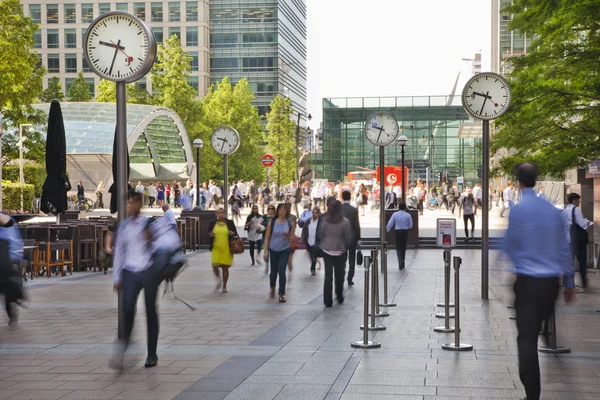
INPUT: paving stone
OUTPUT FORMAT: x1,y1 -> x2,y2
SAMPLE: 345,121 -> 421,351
224,382 -> 285,400
273,383 -> 330,400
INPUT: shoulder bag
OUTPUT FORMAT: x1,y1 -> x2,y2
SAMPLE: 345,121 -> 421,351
570,207 -> 589,249
229,236 -> 244,254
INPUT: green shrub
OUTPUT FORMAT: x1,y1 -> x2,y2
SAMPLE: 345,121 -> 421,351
2,164 -> 46,197
1,182 -> 35,212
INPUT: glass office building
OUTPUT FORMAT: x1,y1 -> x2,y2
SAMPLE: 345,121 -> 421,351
314,96 -> 482,185
210,0 -> 307,119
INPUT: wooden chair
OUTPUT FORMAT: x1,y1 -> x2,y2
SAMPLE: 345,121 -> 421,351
20,239 -> 36,281
76,224 -> 97,272
31,226 -> 75,277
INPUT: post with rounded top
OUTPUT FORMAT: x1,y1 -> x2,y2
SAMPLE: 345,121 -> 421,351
193,139 -> 204,208
397,135 -> 408,202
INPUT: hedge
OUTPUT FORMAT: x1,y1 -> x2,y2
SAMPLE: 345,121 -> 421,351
2,182 -> 35,212
2,164 -> 46,197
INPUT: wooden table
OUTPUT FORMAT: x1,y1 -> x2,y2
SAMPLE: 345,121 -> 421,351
176,219 -> 187,254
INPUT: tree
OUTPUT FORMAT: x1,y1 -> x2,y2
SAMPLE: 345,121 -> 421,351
2,128 -> 46,166
491,0 -> 600,176
96,79 -> 115,103
0,0 -> 45,124
39,77 -> 64,103
265,95 -> 297,186
96,79 -> 153,104
68,71 -> 92,102
195,78 -> 264,183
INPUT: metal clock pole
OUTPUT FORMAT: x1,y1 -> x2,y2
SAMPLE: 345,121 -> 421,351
115,81 -> 127,339
481,120 -> 490,300
379,146 -> 387,295
223,154 -> 228,219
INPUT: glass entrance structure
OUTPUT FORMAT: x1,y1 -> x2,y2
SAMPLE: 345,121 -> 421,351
314,96 -> 482,186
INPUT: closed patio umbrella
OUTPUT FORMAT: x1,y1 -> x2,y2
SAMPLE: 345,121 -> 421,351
108,128 -> 132,214
41,100 -> 71,215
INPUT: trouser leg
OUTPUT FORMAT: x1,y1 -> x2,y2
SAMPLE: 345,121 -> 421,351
395,230 -> 408,268
323,255 -> 334,306
309,246 -> 317,272
249,241 -> 256,264
334,254 -> 346,301
347,245 -> 356,283
277,249 -> 290,295
142,269 -> 159,357
121,270 -> 143,347
269,250 -> 280,289
576,246 -> 588,287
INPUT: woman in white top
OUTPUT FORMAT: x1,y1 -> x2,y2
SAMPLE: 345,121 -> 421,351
96,181 -> 105,208
301,207 -> 322,276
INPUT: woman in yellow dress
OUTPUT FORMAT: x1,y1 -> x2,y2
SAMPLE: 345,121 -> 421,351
208,208 -> 238,293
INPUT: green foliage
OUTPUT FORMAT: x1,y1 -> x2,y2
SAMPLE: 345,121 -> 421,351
1,182 -> 35,212
68,71 -> 92,102
96,79 -> 152,104
0,0 -> 45,123
195,78 -> 264,183
265,95 -> 297,186
40,77 -> 64,103
2,164 -> 46,197
492,0 -> 600,177
2,128 -> 46,167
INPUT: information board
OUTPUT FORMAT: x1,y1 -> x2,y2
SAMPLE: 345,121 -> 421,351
436,218 -> 456,248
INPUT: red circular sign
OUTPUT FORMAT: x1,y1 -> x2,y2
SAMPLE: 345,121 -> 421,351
261,154 -> 275,167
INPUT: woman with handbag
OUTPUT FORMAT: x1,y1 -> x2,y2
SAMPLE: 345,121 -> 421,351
301,206 -> 321,276
245,205 -> 264,266
263,203 -> 295,302
208,208 -> 239,293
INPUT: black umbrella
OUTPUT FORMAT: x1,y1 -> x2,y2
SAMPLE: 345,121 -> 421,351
108,128 -> 132,214
41,100 -> 71,215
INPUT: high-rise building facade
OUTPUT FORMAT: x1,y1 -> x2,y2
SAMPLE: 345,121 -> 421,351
491,0 -> 532,74
209,0 -> 307,120
21,1 -> 210,98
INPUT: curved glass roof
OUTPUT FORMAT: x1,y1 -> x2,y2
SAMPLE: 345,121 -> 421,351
32,102 -> 193,179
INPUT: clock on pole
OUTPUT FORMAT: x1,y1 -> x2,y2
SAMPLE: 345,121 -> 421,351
211,126 -> 240,218
461,72 -> 511,301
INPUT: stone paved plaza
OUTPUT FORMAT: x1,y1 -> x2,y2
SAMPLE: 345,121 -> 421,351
1,242 -> 600,400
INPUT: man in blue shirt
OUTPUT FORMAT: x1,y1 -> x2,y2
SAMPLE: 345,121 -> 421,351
386,203 -> 413,270
504,163 -> 575,400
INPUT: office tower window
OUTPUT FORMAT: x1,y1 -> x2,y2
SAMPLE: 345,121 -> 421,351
242,57 -> 275,72
210,58 -> 238,73
82,57 -> 91,72
210,33 -> 237,48
47,29 -> 59,48
48,54 -> 60,73
81,28 -> 87,47
47,4 -> 58,24
99,3 -> 110,15
186,1 -> 198,21
116,3 -> 128,12
257,106 -> 270,116
151,3 -> 163,22
64,4 -> 76,23
33,30 -> 42,49
65,78 -> 74,93
189,51 -> 198,71
186,27 -> 198,46
64,29 -> 77,48
169,2 -> 180,22
65,54 -> 77,73
36,55 -> 43,69
29,4 -> 41,23
168,27 -> 181,41
151,27 -> 163,44
82,4 -> 94,23
188,76 -> 199,91
134,3 -> 146,20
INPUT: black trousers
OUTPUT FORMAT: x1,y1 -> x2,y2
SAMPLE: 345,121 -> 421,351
122,268 -> 160,357
306,244 -> 318,272
347,244 -> 357,283
323,253 -> 346,306
148,196 -> 155,208
514,275 -> 559,400
574,245 -> 588,288
249,240 -> 261,264
394,230 -> 409,268
463,214 -> 475,237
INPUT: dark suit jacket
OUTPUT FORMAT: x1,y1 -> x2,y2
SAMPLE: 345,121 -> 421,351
342,202 -> 361,245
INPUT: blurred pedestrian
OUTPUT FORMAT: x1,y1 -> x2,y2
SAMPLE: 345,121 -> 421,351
147,182 -> 157,208
0,214 -> 23,325
319,200 -> 351,307
110,193 -> 160,370
263,203 -> 295,302
504,163 -> 575,400
561,193 -> 593,292
162,204 -> 176,226
165,184 -> 171,205
386,202 -> 413,270
157,182 -> 165,207
462,192 -> 476,241
77,180 -> 85,200
500,182 -> 515,217
341,191 -> 360,286
96,180 -> 105,208
245,205 -> 264,266
208,208 -> 238,293
301,206 -> 321,276
229,185 -> 243,226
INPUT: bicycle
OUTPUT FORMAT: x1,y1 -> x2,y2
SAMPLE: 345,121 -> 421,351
67,195 -> 96,212
426,196 -> 441,211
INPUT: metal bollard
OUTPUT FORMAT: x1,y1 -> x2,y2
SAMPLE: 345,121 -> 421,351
436,249 -> 455,319
442,256 -> 473,351
352,255 -> 381,348
361,249 -> 386,331
537,308 -> 570,354
369,251 -> 389,318
380,242 -> 396,307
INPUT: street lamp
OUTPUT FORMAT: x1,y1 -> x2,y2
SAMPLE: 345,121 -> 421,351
397,135 -> 408,203
295,112 -> 312,183
19,124 -> 33,211
192,139 -> 203,208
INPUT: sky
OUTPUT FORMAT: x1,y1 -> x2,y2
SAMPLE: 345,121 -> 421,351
306,0 -> 492,128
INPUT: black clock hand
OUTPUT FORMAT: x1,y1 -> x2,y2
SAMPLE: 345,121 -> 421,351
375,125 -> 385,143
472,91 -> 492,99
99,40 -> 125,50
479,91 -> 490,115
220,138 -> 228,152
108,39 -> 121,76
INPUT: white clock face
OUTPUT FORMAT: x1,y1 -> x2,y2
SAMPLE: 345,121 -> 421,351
85,12 -> 156,82
462,72 -> 511,120
211,127 -> 240,155
364,112 -> 399,146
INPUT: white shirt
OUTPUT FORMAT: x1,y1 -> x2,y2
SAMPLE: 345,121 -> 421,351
237,182 -> 247,194
209,185 -> 219,196
307,218 -> 318,246
561,204 -> 591,244
472,186 -> 482,200
113,216 -> 153,284
311,186 -> 320,199
320,183 -> 328,197
136,184 -> 144,194
503,187 -> 515,201
152,217 -> 181,253
163,208 -> 176,226
147,185 -> 157,197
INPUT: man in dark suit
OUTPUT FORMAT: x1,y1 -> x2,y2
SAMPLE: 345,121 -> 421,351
341,191 -> 361,285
